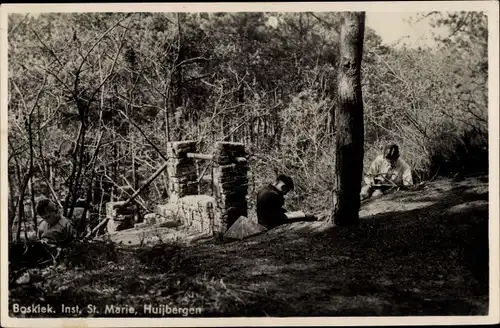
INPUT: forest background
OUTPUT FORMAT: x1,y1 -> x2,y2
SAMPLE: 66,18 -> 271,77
7,11 -> 488,239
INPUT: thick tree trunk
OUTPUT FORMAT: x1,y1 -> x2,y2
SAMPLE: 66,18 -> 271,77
331,12 -> 365,226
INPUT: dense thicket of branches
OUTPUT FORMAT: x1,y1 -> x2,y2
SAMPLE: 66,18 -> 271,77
8,12 -> 488,240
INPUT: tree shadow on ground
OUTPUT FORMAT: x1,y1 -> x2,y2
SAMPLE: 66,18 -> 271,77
193,177 -> 489,316
9,177 -> 490,317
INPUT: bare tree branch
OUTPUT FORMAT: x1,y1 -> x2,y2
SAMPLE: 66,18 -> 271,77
8,14 -> 30,36
307,12 -> 340,38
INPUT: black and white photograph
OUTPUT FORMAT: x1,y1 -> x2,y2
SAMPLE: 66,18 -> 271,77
1,2 -> 499,327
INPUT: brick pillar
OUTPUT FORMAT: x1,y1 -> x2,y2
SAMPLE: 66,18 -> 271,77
213,142 -> 249,233
166,141 -> 198,201
106,201 -> 136,234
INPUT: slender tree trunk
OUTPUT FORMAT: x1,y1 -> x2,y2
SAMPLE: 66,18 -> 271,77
132,139 -> 139,223
8,173 -> 17,241
330,12 -> 365,226
222,114 -> 230,142
10,158 -> 22,240
63,124 -> 82,216
49,161 -> 54,188
80,133 -> 103,235
164,89 -> 170,141
16,114 -> 36,241
29,176 -> 37,230
69,103 -> 90,220
16,173 -> 31,242
98,175 -> 105,219
173,13 -> 184,141
111,142 -> 117,202
250,118 -> 255,144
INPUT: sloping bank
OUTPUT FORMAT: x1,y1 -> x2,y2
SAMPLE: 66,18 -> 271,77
9,176 -> 489,317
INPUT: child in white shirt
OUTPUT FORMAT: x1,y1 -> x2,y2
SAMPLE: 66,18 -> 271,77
361,144 -> 413,200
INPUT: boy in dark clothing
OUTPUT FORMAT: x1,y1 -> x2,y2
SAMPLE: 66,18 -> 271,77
256,174 -> 317,229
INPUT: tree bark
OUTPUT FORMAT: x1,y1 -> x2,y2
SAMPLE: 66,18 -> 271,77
331,12 -> 365,226
29,176 -> 37,230
8,172 -> 17,241
16,172 -> 32,242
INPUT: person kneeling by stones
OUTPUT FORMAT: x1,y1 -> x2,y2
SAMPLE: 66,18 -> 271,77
36,197 -> 77,247
360,143 -> 413,201
257,174 -> 317,229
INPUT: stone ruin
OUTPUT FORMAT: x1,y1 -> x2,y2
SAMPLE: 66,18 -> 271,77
105,141 -> 249,238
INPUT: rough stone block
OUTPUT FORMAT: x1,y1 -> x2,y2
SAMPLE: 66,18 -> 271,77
216,164 -> 237,173
113,214 -> 135,221
106,201 -> 136,218
215,142 -> 246,154
155,204 -> 175,217
221,185 -> 248,195
235,162 -> 250,170
115,207 -> 136,216
222,207 -> 247,227
167,165 -> 197,177
216,167 -> 248,178
134,222 -> 149,229
219,199 -> 247,209
107,217 -> 134,234
106,201 -> 126,214
221,180 -> 249,191
155,216 -> 183,228
168,158 -> 196,166
169,174 -> 198,183
218,189 -> 247,201
217,174 -> 248,183
168,159 -> 196,166
167,141 -> 197,157
213,155 -> 231,165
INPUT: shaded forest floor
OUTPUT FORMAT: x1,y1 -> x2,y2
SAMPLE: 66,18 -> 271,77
9,175 -> 490,317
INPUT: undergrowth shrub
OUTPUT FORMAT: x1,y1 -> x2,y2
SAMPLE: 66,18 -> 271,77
249,89 -> 335,213
62,239 -> 118,270
136,240 -> 200,274
362,124 -> 488,184
428,126 -> 488,178
9,240 -> 55,272
247,85 -> 489,216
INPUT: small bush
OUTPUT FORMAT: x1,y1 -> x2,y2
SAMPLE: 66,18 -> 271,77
429,126 -> 488,178
136,240 -> 200,274
249,89 -> 335,214
9,240 -> 55,272
62,239 -> 119,270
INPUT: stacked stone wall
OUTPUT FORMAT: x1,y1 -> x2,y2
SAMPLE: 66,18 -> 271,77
213,142 -> 249,233
166,141 -> 198,200
105,141 -> 250,236
106,201 -> 136,233
168,195 -> 217,233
